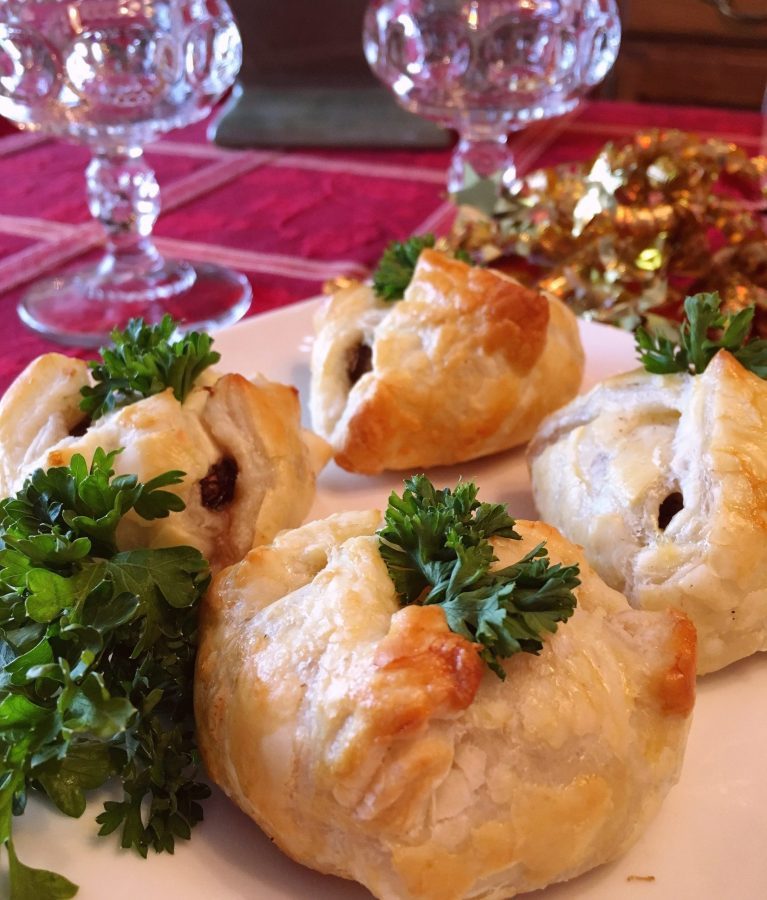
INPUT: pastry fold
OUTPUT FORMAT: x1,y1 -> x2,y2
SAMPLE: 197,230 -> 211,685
529,350 -> 767,673
310,250 -> 584,474
196,513 -> 695,900
0,354 -> 329,570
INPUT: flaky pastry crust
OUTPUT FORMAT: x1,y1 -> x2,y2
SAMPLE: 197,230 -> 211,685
310,250 -> 584,474
0,354 -> 330,571
529,350 -> 767,674
195,513 -> 695,900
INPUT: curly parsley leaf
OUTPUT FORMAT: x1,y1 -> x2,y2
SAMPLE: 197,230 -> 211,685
1,448 -> 184,565
378,476 -> 580,678
635,291 -> 767,377
371,234 -> 472,301
0,451 -> 210,896
6,838 -> 78,900
372,234 -> 436,301
79,315 -> 220,421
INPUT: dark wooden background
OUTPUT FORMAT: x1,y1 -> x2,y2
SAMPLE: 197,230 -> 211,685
228,0 -> 767,109
616,0 -> 767,108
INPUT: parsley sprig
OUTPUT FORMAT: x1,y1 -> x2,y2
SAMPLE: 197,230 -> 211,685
372,234 -> 471,301
636,292 -> 767,377
378,476 -> 580,678
80,315 -> 220,421
0,449 -> 210,898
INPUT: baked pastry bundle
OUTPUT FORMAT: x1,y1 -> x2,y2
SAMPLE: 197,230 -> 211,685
529,348 -> 767,674
310,248 -> 584,474
195,510 -> 696,900
0,351 -> 328,571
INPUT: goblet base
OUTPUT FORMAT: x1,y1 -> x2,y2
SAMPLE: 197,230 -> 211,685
18,260 -> 252,347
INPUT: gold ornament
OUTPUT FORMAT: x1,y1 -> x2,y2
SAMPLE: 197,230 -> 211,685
449,130 -> 767,330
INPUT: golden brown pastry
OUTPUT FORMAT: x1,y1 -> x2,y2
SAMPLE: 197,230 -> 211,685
529,350 -> 767,674
310,249 -> 584,474
0,353 -> 329,571
195,513 -> 695,900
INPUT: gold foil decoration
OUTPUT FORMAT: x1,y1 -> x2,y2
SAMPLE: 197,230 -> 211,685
449,130 -> 767,329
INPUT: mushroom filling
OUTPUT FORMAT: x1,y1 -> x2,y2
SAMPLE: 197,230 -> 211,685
200,456 -> 238,510
347,341 -> 372,387
658,491 -> 684,530
69,417 -> 91,437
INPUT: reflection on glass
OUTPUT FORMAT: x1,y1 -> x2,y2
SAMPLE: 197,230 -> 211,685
364,0 -> 621,193
0,0 -> 251,346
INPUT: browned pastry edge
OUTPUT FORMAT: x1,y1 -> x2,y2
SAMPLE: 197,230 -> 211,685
655,610 -> 697,717
329,251 -> 581,474
413,249 -> 550,375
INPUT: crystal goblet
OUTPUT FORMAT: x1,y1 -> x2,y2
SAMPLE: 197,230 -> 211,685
0,0 -> 251,346
364,0 -> 621,194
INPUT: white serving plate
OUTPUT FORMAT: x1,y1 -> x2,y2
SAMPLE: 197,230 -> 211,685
9,298 -> 767,900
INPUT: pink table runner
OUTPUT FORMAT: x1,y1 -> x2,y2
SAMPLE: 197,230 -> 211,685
0,100 -> 762,391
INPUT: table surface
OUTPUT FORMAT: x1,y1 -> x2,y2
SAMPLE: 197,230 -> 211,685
0,99 -> 763,391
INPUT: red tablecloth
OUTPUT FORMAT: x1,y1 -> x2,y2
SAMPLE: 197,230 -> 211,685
0,100 -> 763,391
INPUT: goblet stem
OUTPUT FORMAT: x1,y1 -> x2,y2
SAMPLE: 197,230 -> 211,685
18,139 -> 251,345
85,147 -> 194,299
88,148 -> 160,274
447,128 -> 517,195
7,0 -> 251,344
